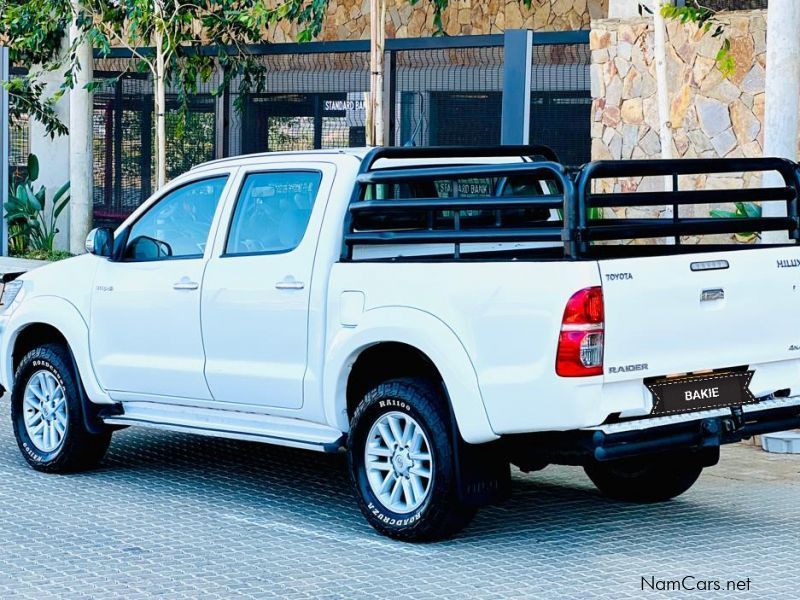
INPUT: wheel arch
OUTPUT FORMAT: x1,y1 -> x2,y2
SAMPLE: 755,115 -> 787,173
12,323 -> 69,375
324,306 -> 498,444
2,296 -> 112,406
345,342 -> 444,419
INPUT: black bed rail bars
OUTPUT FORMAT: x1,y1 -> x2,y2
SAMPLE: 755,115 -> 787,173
575,157 -> 800,256
341,145 -> 570,260
342,147 -> 800,261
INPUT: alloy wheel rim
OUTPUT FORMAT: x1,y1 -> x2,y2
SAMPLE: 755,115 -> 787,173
23,370 -> 68,453
364,411 -> 433,514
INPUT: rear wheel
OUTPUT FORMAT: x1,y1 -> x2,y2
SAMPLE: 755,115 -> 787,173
11,344 -> 112,473
584,450 -> 710,503
347,377 -> 476,541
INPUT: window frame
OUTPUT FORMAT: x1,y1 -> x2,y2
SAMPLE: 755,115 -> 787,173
221,168 -> 324,259
115,174 -> 230,263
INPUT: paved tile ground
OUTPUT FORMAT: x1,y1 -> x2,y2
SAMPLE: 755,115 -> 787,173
0,399 -> 797,600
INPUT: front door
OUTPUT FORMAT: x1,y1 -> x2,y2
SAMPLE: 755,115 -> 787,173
201,163 -> 334,409
90,174 -> 231,400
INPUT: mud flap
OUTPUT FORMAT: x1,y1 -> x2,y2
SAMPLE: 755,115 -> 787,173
454,437 -> 511,507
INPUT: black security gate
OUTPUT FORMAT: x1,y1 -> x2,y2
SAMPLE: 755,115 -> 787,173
429,92 -> 502,146
91,67 -> 217,226
92,30 -> 591,224
242,93 -> 365,153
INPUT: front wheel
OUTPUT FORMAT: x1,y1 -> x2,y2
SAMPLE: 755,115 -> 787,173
11,344 -> 112,473
584,450 -> 710,503
347,378 -> 476,541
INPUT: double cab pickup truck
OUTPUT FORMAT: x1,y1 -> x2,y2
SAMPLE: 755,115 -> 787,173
2,145 -> 800,541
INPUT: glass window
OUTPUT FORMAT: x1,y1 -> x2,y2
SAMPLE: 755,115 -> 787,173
226,171 -> 322,255
124,176 -> 228,261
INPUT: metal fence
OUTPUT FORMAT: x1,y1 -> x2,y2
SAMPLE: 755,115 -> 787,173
91,58 -> 219,225
530,38 -> 591,166
7,67 -> 30,186
79,31 -> 594,225
703,0 -> 768,9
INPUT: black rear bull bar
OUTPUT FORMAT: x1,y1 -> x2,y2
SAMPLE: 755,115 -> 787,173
506,402 -> 800,465
591,403 -> 800,461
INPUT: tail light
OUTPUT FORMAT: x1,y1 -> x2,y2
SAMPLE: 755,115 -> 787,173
556,287 -> 604,377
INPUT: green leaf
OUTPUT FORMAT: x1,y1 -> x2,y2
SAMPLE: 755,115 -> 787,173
739,201 -> 761,219
27,154 -> 39,182
25,186 -> 42,212
52,181 -> 70,204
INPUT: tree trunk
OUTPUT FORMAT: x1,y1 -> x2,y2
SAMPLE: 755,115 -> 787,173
653,2 -> 674,175
69,2 -> 94,254
368,0 -> 385,146
762,0 -> 800,244
153,2 -> 167,189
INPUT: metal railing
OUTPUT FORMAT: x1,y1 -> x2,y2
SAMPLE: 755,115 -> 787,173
342,146 -> 800,261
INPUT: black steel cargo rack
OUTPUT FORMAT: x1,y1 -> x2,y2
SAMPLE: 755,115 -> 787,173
341,145 -> 800,261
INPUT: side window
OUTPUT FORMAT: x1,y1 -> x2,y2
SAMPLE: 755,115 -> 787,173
225,171 -> 322,255
124,176 -> 228,261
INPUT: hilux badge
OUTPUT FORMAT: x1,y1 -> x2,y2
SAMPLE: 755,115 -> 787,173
777,258 -> 800,268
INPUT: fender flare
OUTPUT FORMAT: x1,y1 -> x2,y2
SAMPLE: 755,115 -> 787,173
324,306 -> 498,444
1,295 -> 113,406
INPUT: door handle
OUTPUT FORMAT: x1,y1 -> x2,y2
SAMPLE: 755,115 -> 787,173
275,280 -> 305,290
173,280 -> 199,291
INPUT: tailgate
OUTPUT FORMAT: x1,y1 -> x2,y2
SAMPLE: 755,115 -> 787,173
600,246 -> 800,390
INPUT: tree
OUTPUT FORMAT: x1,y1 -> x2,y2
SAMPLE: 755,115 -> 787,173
67,0 -> 329,189
3,0 -> 522,188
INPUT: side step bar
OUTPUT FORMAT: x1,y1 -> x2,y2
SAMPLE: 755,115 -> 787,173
101,402 -> 345,452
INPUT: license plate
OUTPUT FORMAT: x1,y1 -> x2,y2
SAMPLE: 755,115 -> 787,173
646,370 -> 757,416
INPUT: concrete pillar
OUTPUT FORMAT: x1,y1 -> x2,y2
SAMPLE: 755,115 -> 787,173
1,48 -> 9,255
762,0 -> 800,243
68,11 -> 94,255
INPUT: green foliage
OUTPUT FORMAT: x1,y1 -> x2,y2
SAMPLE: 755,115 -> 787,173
0,0 -> 73,137
710,201 -> 761,240
659,1 -> 735,78
1,0 -> 489,138
11,249 -> 73,261
4,154 -> 71,254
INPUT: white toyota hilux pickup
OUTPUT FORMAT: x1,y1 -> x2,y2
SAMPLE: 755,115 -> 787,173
2,145 -> 800,541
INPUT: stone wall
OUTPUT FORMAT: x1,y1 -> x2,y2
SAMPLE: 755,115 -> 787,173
590,10 -> 776,236
267,0 -> 608,42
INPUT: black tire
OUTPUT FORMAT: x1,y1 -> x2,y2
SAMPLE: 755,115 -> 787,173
347,377 -> 476,541
584,450 -> 706,503
11,343 -> 112,473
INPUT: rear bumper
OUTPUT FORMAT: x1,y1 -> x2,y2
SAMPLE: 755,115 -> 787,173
505,396 -> 800,465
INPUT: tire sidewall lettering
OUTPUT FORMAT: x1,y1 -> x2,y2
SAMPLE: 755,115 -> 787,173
378,399 -> 410,411
30,360 -> 66,391
366,503 -> 422,527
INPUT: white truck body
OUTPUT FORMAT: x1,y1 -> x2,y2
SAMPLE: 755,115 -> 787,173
3,148 -> 800,442
3,146 -> 800,539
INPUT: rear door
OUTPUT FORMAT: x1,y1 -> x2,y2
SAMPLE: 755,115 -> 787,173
201,162 -> 335,410
600,246 -> 800,389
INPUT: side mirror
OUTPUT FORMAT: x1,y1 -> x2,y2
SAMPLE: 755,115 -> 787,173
85,227 -> 114,257
127,235 -> 173,260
